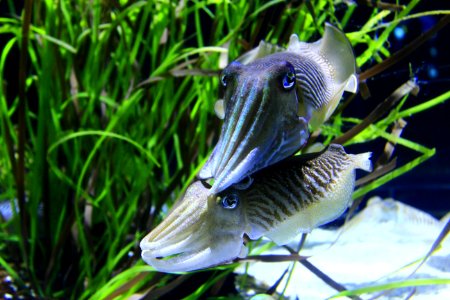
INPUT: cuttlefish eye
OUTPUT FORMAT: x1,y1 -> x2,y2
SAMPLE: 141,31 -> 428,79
220,61 -> 242,87
220,74 -> 228,87
282,71 -> 296,90
221,194 -> 239,209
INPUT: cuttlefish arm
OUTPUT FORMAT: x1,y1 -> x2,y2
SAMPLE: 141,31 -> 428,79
141,144 -> 371,272
140,181 -> 250,272
200,24 -> 357,194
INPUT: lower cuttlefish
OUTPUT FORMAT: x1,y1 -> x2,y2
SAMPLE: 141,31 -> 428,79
140,145 -> 372,272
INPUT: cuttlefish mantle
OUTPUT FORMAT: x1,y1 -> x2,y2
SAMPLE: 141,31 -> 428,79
200,23 -> 358,194
141,145 -> 371,272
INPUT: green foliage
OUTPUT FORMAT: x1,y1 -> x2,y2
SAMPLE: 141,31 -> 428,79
330,278 -> 450,299
0,0 -> 448,298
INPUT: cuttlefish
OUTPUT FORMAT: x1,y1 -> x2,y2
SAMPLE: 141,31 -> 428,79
141,144 -> 371,272
199,23 -> 358,194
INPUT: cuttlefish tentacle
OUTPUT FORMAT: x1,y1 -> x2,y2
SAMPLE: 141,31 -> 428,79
200,60 -> 309,193
211,76 -> 266,179
141,181 -> 250,272
200,23 -> 357,193
141,144 -> 371,272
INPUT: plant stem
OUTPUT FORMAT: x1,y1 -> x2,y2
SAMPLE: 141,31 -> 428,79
17,0 -> 33,271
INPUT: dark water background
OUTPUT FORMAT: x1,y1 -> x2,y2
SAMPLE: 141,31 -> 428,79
339,2 -> 450,218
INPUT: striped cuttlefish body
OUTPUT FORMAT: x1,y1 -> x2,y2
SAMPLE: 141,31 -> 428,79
140,144 -> 372,272
200,23 -> 358,194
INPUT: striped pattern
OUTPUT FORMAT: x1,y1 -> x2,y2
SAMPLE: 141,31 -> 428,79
271,52 -> 332,110
238,145 -> 352,231
210,76 -> 268,182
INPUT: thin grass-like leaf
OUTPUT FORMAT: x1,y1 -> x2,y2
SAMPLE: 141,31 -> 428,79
86,265 -> 157,300
353,147 -> 435,199
48,130 -> 159,165
330,278 -> 450,299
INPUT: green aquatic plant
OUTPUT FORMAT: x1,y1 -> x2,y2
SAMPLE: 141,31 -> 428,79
0,0 -> 449,298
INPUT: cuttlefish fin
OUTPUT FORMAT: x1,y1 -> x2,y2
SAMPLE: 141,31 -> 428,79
214,99 -> 225,119
236,40 -> 285,65
351,151 -> 373,173
344,74 -> 358,93
314,24 -> 357,90
288,24 -> 358,129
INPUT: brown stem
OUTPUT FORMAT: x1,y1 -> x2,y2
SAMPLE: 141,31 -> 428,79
375,119 -> 407,168
355,158 -> 397,187
359,15 -> 450,81
142,274 -> 192,300
266,267 -> 289,295
332,80 -> 418,145
18,0 -> 34,268
239,253 -> 308,263
284,245 -> 363,300
355,0 -> 404,12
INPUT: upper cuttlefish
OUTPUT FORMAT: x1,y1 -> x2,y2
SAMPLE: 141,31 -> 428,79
199,23 -> 358,194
